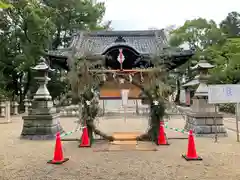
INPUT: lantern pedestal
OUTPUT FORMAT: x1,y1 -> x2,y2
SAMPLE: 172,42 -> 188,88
21,57 -> 64,140
21,101 -> 64,140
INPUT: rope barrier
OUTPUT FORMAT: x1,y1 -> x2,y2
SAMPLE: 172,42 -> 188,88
60,126 -> 84,138
162,122 -> 204,137
163,123 -> 187,134
59,120 -> 204,139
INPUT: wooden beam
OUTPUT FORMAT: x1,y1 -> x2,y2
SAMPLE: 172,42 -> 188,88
88,68 -> 163,73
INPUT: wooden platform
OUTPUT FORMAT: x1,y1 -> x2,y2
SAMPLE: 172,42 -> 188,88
93,132 -> 158,152
93,142 -> 157,152
111,140 -> 137,145
112,132 -> 141,140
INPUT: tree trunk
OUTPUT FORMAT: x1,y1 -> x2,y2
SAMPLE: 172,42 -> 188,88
174,78 -> 181,105
137,123 -> 159,143
87,121 -> 114,141
137,124 -> 167,144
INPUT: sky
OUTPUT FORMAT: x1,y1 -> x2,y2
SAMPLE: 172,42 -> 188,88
98,0 -> 240,30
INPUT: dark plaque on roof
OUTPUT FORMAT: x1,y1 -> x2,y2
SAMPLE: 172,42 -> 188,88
114,36 -> 126,43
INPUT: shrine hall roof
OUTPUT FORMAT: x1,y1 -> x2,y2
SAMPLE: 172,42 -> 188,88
47,29 -> 168,58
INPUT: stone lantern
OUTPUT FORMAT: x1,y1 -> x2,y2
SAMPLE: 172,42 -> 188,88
32,57 -> 53,100
21,57 -> 64,140
184,57 -> 227,136
191,59 -> 214,112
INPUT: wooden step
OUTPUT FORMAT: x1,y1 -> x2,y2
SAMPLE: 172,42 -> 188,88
111,140 -> 137,145
108,145 -> 137,151
112,132 -> 141,140
108,143 -> 157,151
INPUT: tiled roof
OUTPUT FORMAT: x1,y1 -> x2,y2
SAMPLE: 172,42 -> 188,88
48,30 -> 168,58
191,60 -> 215,70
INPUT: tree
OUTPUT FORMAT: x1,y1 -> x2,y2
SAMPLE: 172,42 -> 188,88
168,18 -> 225,103
207,38 -> 240,84
204,37 -> 240,114
170,18 -> 225,50
220,11 -> 240,38
43,0 -> 106,49
0,1 -> 12,9
0,0 -> 56,104
0,0 -> 107,106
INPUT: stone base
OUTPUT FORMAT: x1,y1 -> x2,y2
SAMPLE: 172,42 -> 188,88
21,114 -> 64,140
185,111 -> 227,137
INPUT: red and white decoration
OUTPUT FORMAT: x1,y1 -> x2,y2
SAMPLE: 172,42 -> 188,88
117,48 -> 125,69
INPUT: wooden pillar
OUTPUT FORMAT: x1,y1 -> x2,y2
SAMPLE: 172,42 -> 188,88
5,101 -> 11,123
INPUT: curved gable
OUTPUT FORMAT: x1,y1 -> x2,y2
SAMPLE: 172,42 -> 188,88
102,43 -> 140,56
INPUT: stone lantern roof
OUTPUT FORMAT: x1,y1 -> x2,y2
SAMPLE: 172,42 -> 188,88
194,59 -> 215,97
32,57 -> 54,72
191,59 -> 215,70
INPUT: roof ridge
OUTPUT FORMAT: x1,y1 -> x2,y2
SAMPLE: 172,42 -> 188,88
74,29 -> 165,37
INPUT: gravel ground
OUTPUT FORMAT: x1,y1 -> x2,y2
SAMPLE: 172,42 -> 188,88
1,115 -> 240,180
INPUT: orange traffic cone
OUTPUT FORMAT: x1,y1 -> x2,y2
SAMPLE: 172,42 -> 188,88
79,126 -> 91,147
182,130 -> 202,161
47,132 -> 69,164
157,121 -> 169,145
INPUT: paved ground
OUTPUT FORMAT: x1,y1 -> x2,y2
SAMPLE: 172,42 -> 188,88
0,115 -> 240,180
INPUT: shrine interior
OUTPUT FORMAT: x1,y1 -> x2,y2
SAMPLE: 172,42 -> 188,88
104,45 -> 153,69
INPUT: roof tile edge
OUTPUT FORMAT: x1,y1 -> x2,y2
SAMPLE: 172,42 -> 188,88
73,29 -> 166,37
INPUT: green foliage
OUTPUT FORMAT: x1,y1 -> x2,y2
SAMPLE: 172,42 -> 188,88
148,84 -> 168,142
0,89 -> 12,100
219,104 -> 235,114
169,18 -> 226,103
0,0 -> 107,101
220,11 -> 240,38
80,88 -> 99,124
44,0 -> 106,49
0,0 -> 56,101
48,71 -> 68,100
207,38 -> 240,84
170,18 -> 225,50
68,55 -> 104,100
0,1 -> 12,9
170,17 -> 240,86
169,15 -> 240,113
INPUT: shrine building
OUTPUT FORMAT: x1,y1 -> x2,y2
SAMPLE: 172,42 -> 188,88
47,30 -> 194,109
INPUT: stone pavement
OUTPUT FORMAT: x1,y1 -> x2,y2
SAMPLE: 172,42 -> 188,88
1,114 -> 240,137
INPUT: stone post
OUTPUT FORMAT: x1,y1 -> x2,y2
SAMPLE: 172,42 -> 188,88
24,98 -> 30,114
0,101 -> 5,117
12,101 -> 19,115
21,57 -> 64,140
5,101 -> 11,122
0,100 -> 11,123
